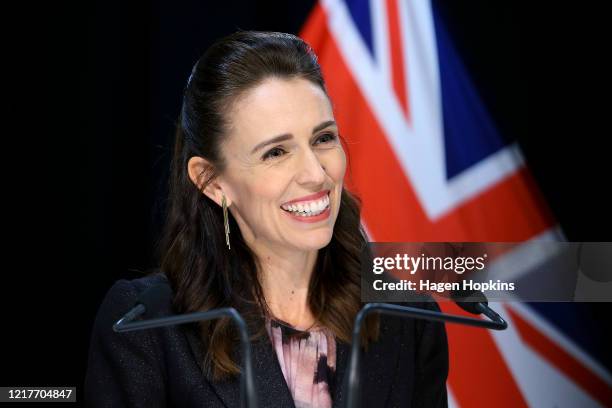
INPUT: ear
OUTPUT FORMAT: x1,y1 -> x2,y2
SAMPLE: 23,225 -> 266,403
187,156 -> 230,207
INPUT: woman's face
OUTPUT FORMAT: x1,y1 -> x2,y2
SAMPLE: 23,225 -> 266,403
219,77 -> 346,253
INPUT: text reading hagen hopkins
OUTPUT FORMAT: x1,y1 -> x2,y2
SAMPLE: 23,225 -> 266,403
370,253 -> 516,294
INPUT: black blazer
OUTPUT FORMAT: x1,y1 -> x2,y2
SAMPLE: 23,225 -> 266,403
85,273 -> 448,407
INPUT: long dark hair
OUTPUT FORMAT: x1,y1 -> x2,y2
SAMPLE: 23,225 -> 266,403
160,31 -> 378,381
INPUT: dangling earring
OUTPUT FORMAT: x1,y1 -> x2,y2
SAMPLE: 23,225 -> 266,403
222,193 -> 231,250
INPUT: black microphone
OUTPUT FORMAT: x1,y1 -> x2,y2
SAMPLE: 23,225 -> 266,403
451,289 -> 508,329
113,284 -> 258,408
343,297 -> 507,408
113,283 -> 173,328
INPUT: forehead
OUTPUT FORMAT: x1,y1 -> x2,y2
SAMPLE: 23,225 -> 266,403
226,77 -> 333,146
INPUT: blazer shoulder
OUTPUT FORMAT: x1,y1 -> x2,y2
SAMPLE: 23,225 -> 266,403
96,271 -> 173,326
85,272 -> 171,407
377,297 -> 446,344
126,270 -> 171,295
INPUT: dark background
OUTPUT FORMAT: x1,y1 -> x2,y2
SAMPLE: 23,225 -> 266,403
3,0 -> 609,404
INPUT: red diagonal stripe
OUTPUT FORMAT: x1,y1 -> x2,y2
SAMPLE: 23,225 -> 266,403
507,307 -> 612,406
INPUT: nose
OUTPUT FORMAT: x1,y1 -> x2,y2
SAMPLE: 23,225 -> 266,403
295,148 -> 327,186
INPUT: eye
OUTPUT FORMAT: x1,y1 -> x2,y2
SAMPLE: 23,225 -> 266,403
262,147 -> 287,161
314,132 -> 337,145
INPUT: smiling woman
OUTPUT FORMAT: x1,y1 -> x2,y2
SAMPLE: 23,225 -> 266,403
188,75 -> 346,255
84,31 -> 448,408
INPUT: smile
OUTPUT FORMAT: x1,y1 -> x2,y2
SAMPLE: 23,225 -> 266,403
280,192 -> 330,217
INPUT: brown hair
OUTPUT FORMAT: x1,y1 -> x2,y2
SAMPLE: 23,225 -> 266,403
160,31 -> 378,381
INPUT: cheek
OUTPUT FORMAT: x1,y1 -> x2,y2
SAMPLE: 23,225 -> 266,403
242,173 -> 287,207
325,148 -> 347,181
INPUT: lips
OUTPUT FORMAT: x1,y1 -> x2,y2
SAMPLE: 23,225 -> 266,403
281,189 -> 330,207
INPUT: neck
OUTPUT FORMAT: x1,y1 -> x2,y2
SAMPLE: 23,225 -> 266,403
254,244 -> 319,330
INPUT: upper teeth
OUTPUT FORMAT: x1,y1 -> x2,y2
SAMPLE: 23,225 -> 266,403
281,194 -> 330,214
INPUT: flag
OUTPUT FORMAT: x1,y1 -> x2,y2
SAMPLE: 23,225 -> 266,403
300,1 -> 612,406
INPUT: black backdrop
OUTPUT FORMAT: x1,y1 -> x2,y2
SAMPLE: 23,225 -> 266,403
3,0 -> 609,404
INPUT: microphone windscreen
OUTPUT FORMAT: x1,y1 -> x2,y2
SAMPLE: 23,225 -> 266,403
136,283 -> 173,317
451,289 -> 488,315
579,242 -> 612,283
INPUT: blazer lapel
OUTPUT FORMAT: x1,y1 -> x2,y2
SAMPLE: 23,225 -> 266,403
250,335 -> 297,408
332,316 -> 403,408
331,339 -> 349,408
183,323 -> 296,408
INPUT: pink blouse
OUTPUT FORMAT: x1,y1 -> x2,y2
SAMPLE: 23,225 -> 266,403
265,317 -> 337,408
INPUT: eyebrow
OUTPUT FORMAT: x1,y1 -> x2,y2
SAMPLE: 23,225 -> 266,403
250,120 -> 337,155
